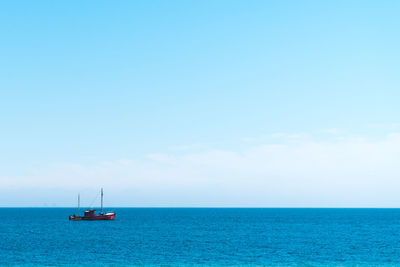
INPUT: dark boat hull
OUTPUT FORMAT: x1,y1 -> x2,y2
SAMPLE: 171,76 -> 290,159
69,213 -> 115,221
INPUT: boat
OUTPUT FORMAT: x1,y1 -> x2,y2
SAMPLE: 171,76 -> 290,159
69,188 -> 116,221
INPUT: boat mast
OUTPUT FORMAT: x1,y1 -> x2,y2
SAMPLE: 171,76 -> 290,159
78,194 -> 80,215
101,188 -> 103,215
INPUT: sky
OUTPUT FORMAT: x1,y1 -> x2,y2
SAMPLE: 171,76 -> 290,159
1,0 -> 400,207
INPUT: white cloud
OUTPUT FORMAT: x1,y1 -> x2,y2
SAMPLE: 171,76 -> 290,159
2,133 -> 400,207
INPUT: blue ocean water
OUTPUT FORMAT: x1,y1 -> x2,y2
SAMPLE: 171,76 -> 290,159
1,208 -> 400,266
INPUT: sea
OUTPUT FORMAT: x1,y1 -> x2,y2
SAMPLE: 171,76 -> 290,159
1,208 -> 400,266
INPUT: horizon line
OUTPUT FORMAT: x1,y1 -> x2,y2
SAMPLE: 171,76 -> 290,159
1,206 -> 400,209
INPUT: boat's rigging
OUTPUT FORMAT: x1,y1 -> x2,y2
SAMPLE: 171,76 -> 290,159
80,188 -> 104,210
101,188 -> 103,215
78,194 -> 80,216
88,191 -> 101,209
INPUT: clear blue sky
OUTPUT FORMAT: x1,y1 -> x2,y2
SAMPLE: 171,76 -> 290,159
1,1 -> 400,207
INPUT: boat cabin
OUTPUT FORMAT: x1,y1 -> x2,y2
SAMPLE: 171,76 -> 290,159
84,209 -> 96,217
